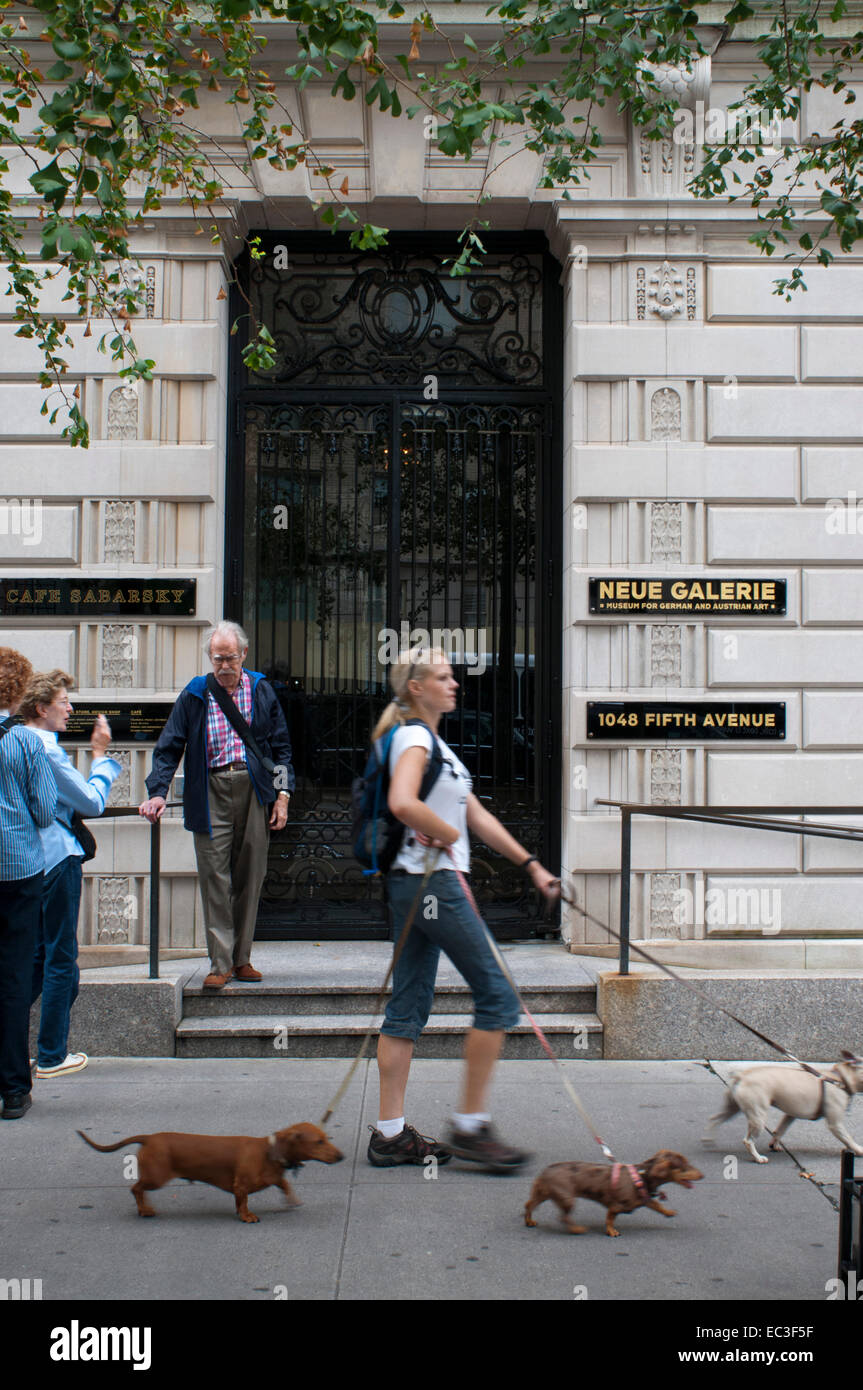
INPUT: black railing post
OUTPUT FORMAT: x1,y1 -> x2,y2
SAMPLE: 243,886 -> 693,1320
837,1149 -> 862,1296
619,809 -> 631,976
149,817 -> 161,980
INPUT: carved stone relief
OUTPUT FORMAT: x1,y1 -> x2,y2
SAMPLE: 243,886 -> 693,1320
651,749 -> 682,805
97,876 -> 134,944
107,384 -> 139,440
145,265 -> 157,317
648,261 -> 685,320
631,53 -> 712,196
107,749 -> 131,806
104,500 -> 136,563
651,624 -> 682,685
101,624 -> 135,687
650,387 -> 682,440
635,266 -> 646,320
650,871 -> 682,938
650,502 -> 683,562
686,266 -> 697,320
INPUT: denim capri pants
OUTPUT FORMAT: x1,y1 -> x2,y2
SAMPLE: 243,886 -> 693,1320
381,868 -> 521,1041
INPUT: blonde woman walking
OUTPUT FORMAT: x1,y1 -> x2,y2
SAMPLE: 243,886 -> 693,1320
367,649 -> 560,1173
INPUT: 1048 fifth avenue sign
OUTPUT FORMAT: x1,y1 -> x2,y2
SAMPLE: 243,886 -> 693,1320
587,702 -> 786,740
589,578 -> 786,615
0,579 -> 196,615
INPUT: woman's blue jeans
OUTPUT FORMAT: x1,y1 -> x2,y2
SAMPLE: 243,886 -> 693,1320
31,854 -> 83,1068
382,868 -> 520,1041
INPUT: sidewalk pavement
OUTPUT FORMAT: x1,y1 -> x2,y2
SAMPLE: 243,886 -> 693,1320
1,1055 -> 853,1302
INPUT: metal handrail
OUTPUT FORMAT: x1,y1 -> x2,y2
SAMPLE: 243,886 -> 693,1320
593,800 -> 863,974
79,802 -> 182,979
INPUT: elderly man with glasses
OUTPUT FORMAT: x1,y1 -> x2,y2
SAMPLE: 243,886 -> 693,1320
139,622 -> 294,989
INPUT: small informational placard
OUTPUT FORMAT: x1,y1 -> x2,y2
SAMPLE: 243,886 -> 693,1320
58,703 -> 175,744
0,579 -> 196,616
587,701 -> 786,740
588,578 -> 786,616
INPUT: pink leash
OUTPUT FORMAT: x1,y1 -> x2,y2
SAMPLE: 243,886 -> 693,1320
443,846 -> 617,1162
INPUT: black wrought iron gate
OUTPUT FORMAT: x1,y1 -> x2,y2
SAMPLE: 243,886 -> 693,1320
226,235 -> 561,938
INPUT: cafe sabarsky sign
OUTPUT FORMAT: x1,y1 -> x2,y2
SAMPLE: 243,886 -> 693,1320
0,578 -> 196,615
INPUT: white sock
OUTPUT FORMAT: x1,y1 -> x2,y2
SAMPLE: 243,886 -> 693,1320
378,1116 -> 405,1139
452,1111 -> 490,1135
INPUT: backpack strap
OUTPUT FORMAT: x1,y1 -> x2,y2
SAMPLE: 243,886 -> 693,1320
403,718 -> 444,798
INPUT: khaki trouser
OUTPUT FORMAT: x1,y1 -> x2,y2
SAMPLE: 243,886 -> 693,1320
193,768 -> 270,975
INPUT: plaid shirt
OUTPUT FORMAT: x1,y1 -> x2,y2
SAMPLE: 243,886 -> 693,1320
205,671 -> 252,769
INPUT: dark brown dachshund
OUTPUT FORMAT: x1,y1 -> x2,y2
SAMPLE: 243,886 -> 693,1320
78,1123 -> 343,1223
524,1150 -> 703,1238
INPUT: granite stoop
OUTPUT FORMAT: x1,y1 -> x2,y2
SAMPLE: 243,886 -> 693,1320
174,941 -> 603,1059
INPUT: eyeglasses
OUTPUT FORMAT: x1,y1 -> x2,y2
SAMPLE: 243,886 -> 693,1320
212,654 -> 241,665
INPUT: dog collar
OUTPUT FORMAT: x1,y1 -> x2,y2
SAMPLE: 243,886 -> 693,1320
266,1134 -> 288,1168
267,1133 -> 304,1173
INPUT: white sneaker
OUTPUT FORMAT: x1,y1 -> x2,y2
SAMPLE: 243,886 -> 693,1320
35,1053 -> 89,1078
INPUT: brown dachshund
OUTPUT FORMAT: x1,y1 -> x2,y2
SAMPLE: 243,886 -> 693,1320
524,1150 -> 703,1238
78,1122 -> 343,1223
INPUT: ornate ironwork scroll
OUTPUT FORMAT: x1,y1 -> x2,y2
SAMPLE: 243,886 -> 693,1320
248,248 -> 544,388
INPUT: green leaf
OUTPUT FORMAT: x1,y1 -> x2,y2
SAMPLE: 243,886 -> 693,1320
52,38 -> 87,61
29,159 -> 70,208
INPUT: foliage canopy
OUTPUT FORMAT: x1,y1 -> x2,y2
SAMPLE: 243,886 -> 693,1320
1,0 -> 861,443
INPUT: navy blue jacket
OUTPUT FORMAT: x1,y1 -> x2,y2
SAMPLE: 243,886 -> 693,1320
145,671 -> 295,835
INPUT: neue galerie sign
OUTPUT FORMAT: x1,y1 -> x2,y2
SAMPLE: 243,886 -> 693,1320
589,578 -> 786,615
0,579 -> 196,616
587,701 -> 786,740
58,703 -> 175,743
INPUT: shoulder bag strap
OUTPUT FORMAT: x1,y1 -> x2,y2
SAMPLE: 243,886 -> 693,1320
205,673 -> 276,774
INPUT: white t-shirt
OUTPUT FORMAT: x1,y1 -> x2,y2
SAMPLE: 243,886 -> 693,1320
386,723 -> 472,873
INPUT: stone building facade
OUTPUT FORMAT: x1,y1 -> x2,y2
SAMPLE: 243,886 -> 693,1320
1,11 -> 861,966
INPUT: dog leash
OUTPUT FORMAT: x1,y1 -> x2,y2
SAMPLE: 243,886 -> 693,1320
319,846 -> 440,1126
444,848 -> 618,1161
555,883 -> 828,1080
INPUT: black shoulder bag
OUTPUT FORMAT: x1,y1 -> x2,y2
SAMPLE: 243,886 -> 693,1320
205,673 -> 277,776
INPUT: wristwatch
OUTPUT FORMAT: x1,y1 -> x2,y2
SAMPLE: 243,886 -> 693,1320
277,791 -> 290,800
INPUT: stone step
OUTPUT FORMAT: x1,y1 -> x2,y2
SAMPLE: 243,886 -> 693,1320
182,982 -> 597,1017
175,1012 -> 603,1059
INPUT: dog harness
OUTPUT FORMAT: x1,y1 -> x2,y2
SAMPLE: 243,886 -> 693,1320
812,1072 -> 852,1120
611,1163 -> 649,1203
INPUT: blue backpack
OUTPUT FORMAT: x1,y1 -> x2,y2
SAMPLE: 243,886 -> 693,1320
351,719 -> 444,876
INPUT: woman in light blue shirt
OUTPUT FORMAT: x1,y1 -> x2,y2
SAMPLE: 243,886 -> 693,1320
20,670 -> 121,1078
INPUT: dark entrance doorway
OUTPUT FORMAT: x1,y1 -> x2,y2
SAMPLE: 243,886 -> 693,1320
226,234 -> 561,939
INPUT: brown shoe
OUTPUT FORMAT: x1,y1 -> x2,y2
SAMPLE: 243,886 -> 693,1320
203,970 -> 233,990
233,963 -> 262,982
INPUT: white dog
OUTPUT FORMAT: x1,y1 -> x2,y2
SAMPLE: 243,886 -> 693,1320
702,1051 -> 863,1164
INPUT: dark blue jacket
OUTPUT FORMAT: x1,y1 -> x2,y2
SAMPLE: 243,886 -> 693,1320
145,671 -> 295,835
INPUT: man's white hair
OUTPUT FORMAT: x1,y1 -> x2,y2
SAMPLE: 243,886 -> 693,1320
204,620 -> 249,656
